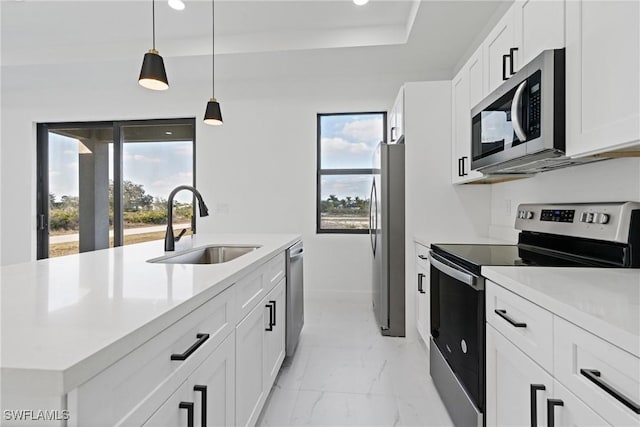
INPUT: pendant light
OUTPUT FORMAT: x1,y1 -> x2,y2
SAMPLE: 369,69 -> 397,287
204,0 -> 223,125
139,0 -> 169,91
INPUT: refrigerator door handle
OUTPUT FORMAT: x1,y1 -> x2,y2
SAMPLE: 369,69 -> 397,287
369,181 -> 375,254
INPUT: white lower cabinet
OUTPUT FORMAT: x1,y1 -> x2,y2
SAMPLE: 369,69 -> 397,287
144,333 -> 236,427
236,278 -> 286,427
415,243 -> 430,344
486,281 -> 629,427
486,325 -> 553,427
551,380 -> 610,427
263,279 -> 286,387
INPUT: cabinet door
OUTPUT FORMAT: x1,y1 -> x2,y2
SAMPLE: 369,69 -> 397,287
263,278 -> 286,390
486,325 -> 553,427
513,0 -> 564,69
566,0 -> 640,157
235,301 -> 266,427
415,263 -> 430,345
484,5 -> 516,94
550,381 -> 611,427
143,381 -> 191,427
189,333 -> 236,427
451,56 -> 484,184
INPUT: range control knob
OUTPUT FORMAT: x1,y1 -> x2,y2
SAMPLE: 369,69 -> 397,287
595,213 -> 610,224
526,211 -> 534,220
580,212 -> 589,223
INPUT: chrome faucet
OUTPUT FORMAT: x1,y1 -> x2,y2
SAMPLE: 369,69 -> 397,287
164,185 -> 209,251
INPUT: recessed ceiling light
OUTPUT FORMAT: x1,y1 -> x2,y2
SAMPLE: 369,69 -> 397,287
353,0 -> 369,5
165,131 -> 173,135
168,0 -> 185,11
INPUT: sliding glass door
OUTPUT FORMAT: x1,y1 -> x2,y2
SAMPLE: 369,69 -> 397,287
37,118 -> 195,259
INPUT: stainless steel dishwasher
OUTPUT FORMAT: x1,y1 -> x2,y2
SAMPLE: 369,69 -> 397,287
285,240 -> 304,357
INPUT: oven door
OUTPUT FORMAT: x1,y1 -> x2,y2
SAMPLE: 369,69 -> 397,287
429,251 -> 485,412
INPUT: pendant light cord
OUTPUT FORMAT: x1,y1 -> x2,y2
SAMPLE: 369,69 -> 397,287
211,0 -> 216,98
152,0 -> 156,50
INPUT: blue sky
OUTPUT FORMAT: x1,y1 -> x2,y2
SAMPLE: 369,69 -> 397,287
319,113 -> 383,199
49,133 -> 194,204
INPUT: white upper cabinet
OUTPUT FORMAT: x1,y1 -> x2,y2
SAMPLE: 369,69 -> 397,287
452,46 -> 485,184
484,6 -> 517,94
389,87 -> 405,143
512,0 -> 565,70
565,0 -> 640,157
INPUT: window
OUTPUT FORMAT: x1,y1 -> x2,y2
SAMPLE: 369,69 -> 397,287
316,112 -> 386,233
37,118 -> 195,259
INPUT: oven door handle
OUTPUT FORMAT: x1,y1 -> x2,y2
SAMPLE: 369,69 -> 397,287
428,251 -> 478,288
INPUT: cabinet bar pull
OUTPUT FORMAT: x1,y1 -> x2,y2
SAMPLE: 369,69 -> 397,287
390,126 -> 397,142
546,399 -> 563,427
270,300 -> 277,326
580,368 -> 640,414
458,157 -> 463,177
171,333 -> 210,361
503,54 -> 510,81
418,273 -> 426,294
509,47 -> 519,75
461,156 -> 468,176
194,385 -> 207,426
179,401 -> 194,427
494,309 -> 527,328
530,384 -> 545,427
265,301 -> 276,331
417,254 -> 428,260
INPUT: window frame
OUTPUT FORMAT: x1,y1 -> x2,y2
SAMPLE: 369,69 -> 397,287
36,117 -> 196,259
316,111 -> 387,234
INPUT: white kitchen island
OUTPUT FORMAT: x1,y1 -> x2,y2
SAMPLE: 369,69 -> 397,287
1,233 -> 300,427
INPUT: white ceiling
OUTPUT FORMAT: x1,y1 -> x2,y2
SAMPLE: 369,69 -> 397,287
1,0 -> 507,77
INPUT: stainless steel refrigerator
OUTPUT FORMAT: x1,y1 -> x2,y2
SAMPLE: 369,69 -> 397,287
369,141 -> 405,337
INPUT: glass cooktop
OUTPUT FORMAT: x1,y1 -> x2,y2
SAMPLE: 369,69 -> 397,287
430,244 -> 603,276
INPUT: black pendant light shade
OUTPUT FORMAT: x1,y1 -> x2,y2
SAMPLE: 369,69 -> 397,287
139,0 -> 169,91
204,98 -> 223,125
139,49 -> 169,90
204,0 -> 223,125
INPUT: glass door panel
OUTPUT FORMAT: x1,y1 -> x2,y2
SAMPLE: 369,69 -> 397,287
121,122 -> 194,246
47,127 -> 113,257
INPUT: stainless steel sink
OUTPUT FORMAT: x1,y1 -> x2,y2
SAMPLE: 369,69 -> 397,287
148,245 -> 261,265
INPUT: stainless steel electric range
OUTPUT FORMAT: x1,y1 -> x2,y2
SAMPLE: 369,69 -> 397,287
428,202 -> 640,427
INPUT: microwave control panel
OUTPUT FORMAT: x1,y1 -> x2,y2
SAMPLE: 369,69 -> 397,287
526,70 -> 542,139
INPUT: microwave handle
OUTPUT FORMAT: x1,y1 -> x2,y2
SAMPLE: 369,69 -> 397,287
511,80 -> 528,142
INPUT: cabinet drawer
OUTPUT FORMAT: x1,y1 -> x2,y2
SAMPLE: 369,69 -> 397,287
415,243 -> 430,271
69,286 -> 236,427
236,252 -> 285,320
264,252 -> 285,292
554,317 -> 640,426
486,281 -> 553,372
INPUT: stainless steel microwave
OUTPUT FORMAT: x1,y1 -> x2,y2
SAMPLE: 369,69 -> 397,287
470,49 -> 568,174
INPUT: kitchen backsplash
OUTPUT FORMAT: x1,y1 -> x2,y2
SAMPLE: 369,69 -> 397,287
488,157 -> 640,242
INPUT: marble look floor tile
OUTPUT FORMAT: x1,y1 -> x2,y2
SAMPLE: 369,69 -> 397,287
298,346 -> 395,395
289,391 -> 401,427
256,385 -> 299,427
258,291 -> 454,426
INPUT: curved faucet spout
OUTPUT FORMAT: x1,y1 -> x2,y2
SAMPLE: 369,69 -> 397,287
165,185 -> 209,251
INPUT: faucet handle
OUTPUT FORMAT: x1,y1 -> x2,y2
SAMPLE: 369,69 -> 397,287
175,228 -> 188,242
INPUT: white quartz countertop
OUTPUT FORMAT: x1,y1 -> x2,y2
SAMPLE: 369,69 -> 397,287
1,233 -> 300,394
482,266 -> 640,358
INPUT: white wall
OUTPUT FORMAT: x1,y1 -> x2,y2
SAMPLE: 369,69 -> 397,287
0,52 -> 434,295
489,158 -> 640,242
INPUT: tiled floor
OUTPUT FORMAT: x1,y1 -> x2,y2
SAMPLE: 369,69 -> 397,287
256,291 -> 454,427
